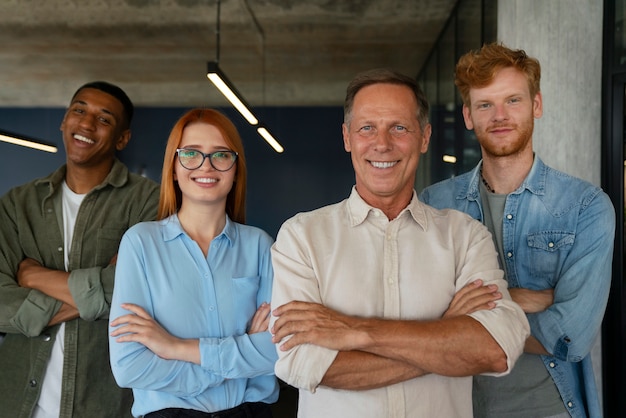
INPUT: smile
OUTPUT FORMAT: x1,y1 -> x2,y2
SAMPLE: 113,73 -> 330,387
194,177 -> 217,184
370,161 -> 398,169
74,134 -> 94,144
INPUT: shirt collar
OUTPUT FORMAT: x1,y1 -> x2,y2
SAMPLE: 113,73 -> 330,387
346,186 -> 427,229
464,154 -> 546,199
162,213 -> 236,246
35,158 -> 129,192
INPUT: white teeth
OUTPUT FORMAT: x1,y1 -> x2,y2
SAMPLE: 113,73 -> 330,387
371,161 -> 397,168
195,177 -> 217,183
74,134 -> 94,144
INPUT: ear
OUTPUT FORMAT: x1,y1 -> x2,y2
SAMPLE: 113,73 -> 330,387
342,123 -> 351,152
115,129 -> 131,151
462,104 -> 474,130
420,123 -> 432,154
533,91 -> 543,119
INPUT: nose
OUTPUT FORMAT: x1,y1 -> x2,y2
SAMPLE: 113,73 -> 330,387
78,113 -> 97,130
199,155 -> 215,170
492,104 -> 509,122
373,129 -> 393,151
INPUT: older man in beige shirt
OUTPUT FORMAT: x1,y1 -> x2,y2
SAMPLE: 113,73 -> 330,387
270,68 -> 529,418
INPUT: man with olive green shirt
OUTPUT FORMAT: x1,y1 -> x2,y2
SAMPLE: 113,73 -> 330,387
0,81 -> 158,417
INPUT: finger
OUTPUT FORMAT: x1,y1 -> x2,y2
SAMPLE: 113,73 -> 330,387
272,301 -> 322,317
110,313 -> 139,327
120,303 -> 151,319
249,304 -> 271,333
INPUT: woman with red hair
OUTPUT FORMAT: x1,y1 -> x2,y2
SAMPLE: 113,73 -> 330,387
109,108 -> 278,418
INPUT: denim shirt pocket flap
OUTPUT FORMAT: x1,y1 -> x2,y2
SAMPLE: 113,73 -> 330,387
527,232 -> 575,252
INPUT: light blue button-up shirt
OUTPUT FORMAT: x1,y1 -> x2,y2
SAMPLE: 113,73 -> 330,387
420,157 -> 615,418
109,214 -> 278,417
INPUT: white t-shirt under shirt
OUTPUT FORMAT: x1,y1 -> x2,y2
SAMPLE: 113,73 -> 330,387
33,181 -> 85,418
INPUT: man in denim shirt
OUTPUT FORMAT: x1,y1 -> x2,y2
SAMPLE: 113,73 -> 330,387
420,43 -> 615,418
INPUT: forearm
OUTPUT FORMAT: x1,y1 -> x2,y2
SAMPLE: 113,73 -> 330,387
524,335 -> 550,355
321,350 -> 426,390
49,303 -> 80,326
356,316 -> 508,376
32,272 -> 74,307
18,261 -> 75,307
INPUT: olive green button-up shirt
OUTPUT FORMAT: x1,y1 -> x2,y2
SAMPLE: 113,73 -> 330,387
0,159 -> 159,418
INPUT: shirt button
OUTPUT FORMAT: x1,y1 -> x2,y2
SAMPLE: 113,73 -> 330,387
549,362 -> 556,368
30,380 -> 37,387
47,208 -> 53,213
548,242 -> 555,248
42,334 -> 51,342
567,401 -> 573,408
57,247 -> 63,252
209,306 -> 215,311
507,252 -> 513,258
506,214 -> 513,220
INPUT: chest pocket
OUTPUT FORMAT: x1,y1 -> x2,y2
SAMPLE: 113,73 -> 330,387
526,232 -> 575,285
231,275 -> 261,333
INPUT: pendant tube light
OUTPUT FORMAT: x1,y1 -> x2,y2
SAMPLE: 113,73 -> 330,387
206,0 -> 284,153
0,129 -> 58,153
257,125 -> 284,153
207,61 -> 259,125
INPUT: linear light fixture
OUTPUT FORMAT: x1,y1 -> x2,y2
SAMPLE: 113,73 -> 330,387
206,61 -> 284,153
0,129 -> 58,153
207,61 -> 259,125
257,125 -> 284,153
205,0 -> 284,153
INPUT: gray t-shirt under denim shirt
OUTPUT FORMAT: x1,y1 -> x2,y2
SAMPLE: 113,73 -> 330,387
473,181 -> 569,418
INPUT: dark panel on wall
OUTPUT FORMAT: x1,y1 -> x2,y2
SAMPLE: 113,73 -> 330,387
0,106 -> 351,238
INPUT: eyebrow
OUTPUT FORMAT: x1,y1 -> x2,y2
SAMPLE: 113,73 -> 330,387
71,99 -> 116,119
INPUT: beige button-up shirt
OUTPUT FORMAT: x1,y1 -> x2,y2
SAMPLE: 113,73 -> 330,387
271,187 -> 529,418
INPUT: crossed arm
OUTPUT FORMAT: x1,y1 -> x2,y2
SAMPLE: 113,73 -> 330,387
271,279 -> 511,390
110,302 -> 272,364
508,288 -> 553,355
16,258 -> 78,326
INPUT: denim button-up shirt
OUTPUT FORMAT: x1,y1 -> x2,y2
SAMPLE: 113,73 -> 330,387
420,157 -> 615,418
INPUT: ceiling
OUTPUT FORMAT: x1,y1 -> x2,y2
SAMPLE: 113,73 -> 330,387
1,0 -> 457,108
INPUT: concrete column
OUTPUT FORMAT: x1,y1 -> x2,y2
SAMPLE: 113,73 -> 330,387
498,0 -> 605,405
498,0 -> 604,185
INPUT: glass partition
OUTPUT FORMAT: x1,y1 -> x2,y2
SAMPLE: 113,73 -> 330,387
415,0 -> 497,191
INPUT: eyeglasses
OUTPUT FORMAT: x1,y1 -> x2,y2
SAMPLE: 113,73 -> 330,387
175,148 -> 238,171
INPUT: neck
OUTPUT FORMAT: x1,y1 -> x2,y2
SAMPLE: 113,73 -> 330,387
65,160 -> 114,194
480,153 -> 534,195
178,203 -> 227,244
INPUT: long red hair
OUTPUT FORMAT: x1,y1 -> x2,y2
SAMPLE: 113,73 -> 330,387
157,108 -> 247,223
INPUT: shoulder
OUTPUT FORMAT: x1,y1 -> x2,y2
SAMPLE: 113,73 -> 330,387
232,222 -> 275,246
1,169 -> 57,206
420,171 -> 473,206
280,201 -> 345,229
541,165 -> 612,211
422,202 -> 484,230
123,220 -> 162,237
124,172 -> 160,193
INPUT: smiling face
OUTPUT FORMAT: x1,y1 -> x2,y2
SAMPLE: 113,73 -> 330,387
342,83 -> 431,216
174,122 -> 237,211
463,67 -> 542,159
60,87 -> 130,172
